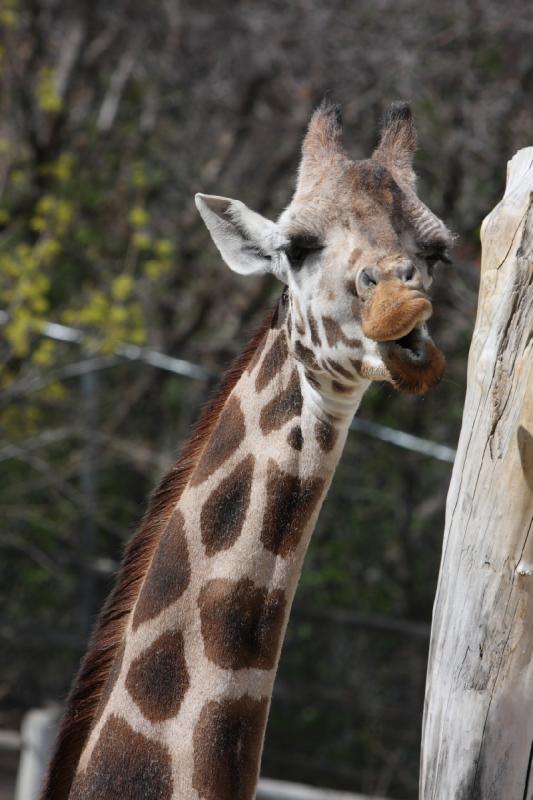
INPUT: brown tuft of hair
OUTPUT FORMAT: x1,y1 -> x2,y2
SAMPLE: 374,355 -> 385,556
386,339 -> 446,396
40,303 -> 279,800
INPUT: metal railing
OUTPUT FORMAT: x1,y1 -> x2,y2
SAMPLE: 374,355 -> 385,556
0,310 -> 456,463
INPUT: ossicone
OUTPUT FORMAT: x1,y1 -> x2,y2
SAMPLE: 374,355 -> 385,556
301,98 -> 344,163
372,100 -> 417,189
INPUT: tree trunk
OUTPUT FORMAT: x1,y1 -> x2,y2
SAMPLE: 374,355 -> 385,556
420,149 -> 533,799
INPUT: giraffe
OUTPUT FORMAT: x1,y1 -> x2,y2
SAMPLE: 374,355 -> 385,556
42,101 -> 453,800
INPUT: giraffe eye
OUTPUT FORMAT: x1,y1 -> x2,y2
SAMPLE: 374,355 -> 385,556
416,245 -> 452,275
285,236 -> 323,270
286,244 -> 308,268
422,253 -> 451,276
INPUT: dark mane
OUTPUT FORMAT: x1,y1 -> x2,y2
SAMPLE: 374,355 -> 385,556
40,306 -> 277,800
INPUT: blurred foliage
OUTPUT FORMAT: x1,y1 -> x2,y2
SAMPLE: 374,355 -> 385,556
0,0 -> 532,797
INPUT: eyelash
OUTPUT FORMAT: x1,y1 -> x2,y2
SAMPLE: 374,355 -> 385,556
285,240 -> 323,269
286,244 -> 308,268
417,251 -> 450,274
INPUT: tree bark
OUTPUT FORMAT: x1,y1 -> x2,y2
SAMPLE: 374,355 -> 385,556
420,149 -> 533,799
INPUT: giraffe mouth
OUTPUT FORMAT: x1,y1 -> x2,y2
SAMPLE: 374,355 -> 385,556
379,322 -> 446,395
389,321 -> 428,362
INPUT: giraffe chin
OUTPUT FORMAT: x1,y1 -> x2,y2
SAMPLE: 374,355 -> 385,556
379,329 -> 446,395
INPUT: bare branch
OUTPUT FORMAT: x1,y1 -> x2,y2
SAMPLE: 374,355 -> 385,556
96,50 -> 137,133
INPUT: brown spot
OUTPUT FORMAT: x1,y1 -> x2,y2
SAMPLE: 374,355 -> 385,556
319,360 -> 336,377
287,425 -> 303,451
349,247 -> 362,267
350,358 -> 363,375
259,369 -> 302,435
294,340 -> 318,370
351,297 -> 361,315
322,315 -> 361,349
133,510 -> 191,629
191,396 -> 246,487
331,380 -> 353,394
327,358 -> 354,380
261,460 -> 325,557
345,279 -> 359,298
198,578 -> 286,670
308,310 -> 321,346
201,454 -> 254,555
192,696 -> 269,800
286,311 -> 292,338
315,420 -> 338,453
322,315 -> 342,346
304,370 -> 321,390
125,630 -> 189,723
70,716 -> 173,800
255,332 -> 289,392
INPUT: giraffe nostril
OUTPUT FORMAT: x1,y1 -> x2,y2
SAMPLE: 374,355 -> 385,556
400,263 -> 416,283
358,268 -> 377,291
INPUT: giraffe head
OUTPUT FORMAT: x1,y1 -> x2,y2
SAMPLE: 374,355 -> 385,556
196,101 -> 453,397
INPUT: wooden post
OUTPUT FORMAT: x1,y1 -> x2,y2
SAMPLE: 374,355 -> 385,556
420,149 -> 533,799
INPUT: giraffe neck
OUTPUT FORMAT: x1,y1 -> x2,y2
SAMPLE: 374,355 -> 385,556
69,308 -> 368,800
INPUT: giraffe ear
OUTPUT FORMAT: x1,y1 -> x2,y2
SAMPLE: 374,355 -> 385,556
195,193 -> 288,281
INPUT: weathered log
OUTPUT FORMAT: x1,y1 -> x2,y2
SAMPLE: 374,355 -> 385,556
420,149 -> 533,799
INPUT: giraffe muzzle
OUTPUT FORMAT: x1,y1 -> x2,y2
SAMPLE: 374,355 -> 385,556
360,280 -> 445,394
361,279 -> 433,343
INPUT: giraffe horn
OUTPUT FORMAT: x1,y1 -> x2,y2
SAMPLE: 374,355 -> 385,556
296,100 -> 346,189
303,100 -> 344,157
372,103 -> 453,244
372,101 -> 417,190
